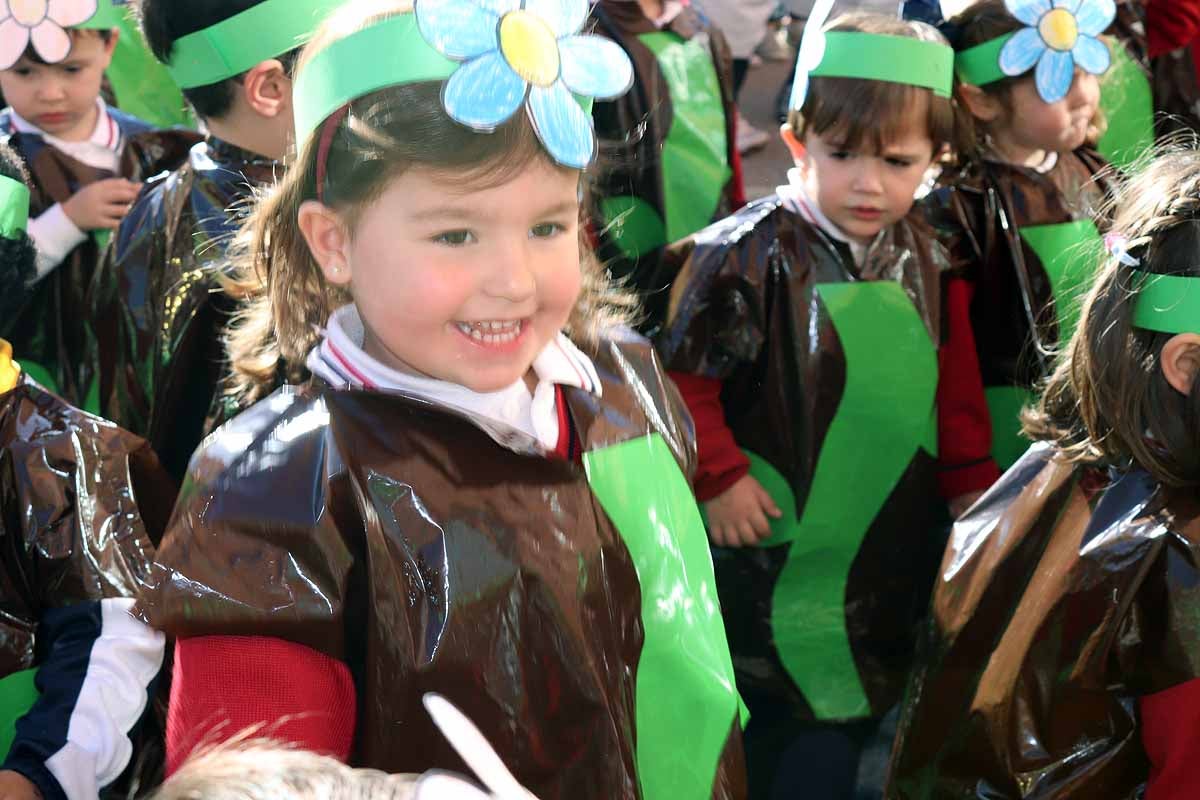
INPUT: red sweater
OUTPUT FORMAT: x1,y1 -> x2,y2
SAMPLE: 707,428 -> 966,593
1146,0 -> 1200,58
671,277 -> 1001,504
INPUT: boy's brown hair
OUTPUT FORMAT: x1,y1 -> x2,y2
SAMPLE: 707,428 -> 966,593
786,13 -> 956,155
1024,148 -> 1200,487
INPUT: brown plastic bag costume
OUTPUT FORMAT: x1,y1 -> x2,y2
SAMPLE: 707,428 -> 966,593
887,443 -> 1200,798
137,333 -> 747,800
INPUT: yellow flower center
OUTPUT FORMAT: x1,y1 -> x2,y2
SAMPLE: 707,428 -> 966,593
1039,8 -> 1079,52
499,11 -> 560,87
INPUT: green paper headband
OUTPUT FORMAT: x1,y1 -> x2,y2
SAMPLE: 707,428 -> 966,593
167,0 -> 343,89
810,32 -> 954,97
75,0 -> 128,30
955,32 -> 1015,86
0,175 -> 30,239
1132,272 -> 1200,336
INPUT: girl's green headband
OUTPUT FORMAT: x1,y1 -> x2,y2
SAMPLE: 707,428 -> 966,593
1132,273 -> 1200,336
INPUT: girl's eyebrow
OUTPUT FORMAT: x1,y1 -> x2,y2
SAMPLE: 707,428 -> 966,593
410,199 -> 578,223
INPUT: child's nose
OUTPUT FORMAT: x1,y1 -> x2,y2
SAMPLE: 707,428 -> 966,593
852,162 -> 885,193
485,241 -> 537,302
37,77 -> 67,101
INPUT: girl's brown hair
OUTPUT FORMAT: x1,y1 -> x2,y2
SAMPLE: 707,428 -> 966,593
949,0 -> 1106,157
786,13 -> 956,154
1023,148 -> 1200,487
223,0 -> 634,404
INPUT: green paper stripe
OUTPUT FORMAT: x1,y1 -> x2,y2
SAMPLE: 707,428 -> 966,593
76,0 -> 126,29
0,175 -> 30,238
1097,40 -> 1154,170
600,196 -> 668,260
0,668 -> 39,761
1020,220 -> 1103,346
585,434 -> 739,799
167,0 -> 344,89
985,385 -> 1034,470
638,32 -> 731,243
105,7 -> 193,128
813,32 -> 954,97
293,13 -> 457,149
764,282 -> 937,720
954,33 -> 1015,87
1133,273 -> 1200,335
17,360 -> 59,395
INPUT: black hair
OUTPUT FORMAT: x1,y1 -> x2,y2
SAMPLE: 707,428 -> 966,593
139,0 -> 299,120
0,141 -> 38,323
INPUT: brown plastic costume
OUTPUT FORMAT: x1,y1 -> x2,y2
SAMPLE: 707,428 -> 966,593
887,443 -> 1200,799
136,334 -> 747,799
923,149 -> 1114,467
656,198 -> 950,723
0,123 -> 200,408
91,138 -> 280,481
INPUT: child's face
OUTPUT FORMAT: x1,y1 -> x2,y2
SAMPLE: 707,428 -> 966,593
993,70 -> 1100,156
798,120 -> 936,246
0,30 -> 115,142
326,157 -> 583,393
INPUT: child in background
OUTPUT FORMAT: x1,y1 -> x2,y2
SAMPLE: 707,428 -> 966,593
0,137 -> 176,800
136,1 -> 745,797
589,0 -> 744,330
932,0 -> 1117,469
0,0 -> 197,409
888,148 -> 1200,800
655,9 -> 995,797
93,0 -> 341,481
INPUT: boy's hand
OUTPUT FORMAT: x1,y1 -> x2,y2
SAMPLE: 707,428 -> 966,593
704,475 -> 783,548
62,178 -> 142,231
0,770 -> 41,800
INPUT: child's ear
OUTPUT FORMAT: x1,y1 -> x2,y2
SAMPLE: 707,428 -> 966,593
779,124 -> 806,164
99,28 -> 119,66
955,83 -> 1002,123
298,200 -> 353,287
242,59 -> 291,119
1160,333 -> 1200,395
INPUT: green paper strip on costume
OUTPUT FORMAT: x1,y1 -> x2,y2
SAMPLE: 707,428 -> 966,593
985,385 -> 1034,469
600,196 -> 668,260
105,7 -> 193,129
813,32 -> 954,97
0,176 -> 30,238
630,32 -> 730,245
167,0 -> 343,89
1133,273 -> 1200,335
1020,220 -> 1103,347
759,282 -> 937,720
0,668 -> 38,761
586,434 -> 739,800
1097,40 -> 1154,171
16,360 -> 59,395
954,33 -> 1014,87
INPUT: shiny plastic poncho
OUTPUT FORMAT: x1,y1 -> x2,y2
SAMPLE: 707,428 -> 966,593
656,198 -> 951,723
591,0 -> 740,327
887,443 -> 1200,799
0,116 -> 200,409
137,334 -> 748,800
922,149 -> 1113,469
93,137 -> 280,481
0,371 -> 174,761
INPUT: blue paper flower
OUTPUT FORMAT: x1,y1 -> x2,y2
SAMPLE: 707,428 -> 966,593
998,0 -> 1115,103
414,0 -> 633,168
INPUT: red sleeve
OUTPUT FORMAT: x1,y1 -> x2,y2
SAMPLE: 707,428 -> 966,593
669,371 -> 749,502
1146,0 -> 1200,58
1141,677 -> 1200,800
936,278 -> 1001,500
166,635 -> 358,776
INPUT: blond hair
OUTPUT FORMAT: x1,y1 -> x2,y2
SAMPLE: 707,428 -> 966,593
223,0 -> 634,404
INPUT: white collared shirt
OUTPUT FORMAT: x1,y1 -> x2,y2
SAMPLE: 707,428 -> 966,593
307,304 -> 602,455
776,168 -> 870,265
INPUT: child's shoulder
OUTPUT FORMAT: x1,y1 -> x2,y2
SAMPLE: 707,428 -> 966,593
106,105 -> 157,138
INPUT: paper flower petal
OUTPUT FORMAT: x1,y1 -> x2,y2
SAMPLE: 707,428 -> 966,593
1072,34 -> 1110,74
1004,0 -> 1052,27
999,26 -> 1046,76
527,81 -> 593,168
524,0 -> 586,38
442,50 -> 527,129
558,35 -> 632,99
29,20 -> 70,63
1052,0 -> 1081,10
47,0 -> 98,27
415,0 -> 506,60
1035,47 -> 1075,102
0,17 -> 30,69
1073,0 -> 1116,36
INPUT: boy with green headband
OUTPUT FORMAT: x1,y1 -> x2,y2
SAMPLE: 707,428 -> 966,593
0,0 -> 198,411
655,6 -> 996,797
888,147 -> 1200,800
92,0 -> 342,481
0,136 -> 175,800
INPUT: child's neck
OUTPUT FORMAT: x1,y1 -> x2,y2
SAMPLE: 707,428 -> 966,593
636,0 -> 666,24
987,129 -> 1049,170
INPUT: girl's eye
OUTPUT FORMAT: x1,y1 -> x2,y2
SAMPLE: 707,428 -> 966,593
830,151 -> 852,161
887,158 -> 914,168
63,66 -> 82,74
12,68 -> 31,77
434,230 -> 474,246
531,222 -> 565,238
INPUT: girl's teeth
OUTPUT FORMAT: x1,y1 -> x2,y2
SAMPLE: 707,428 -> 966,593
456,320 -> 522,344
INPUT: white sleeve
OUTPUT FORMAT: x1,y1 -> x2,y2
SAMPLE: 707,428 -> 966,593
27,203 -> 87,280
